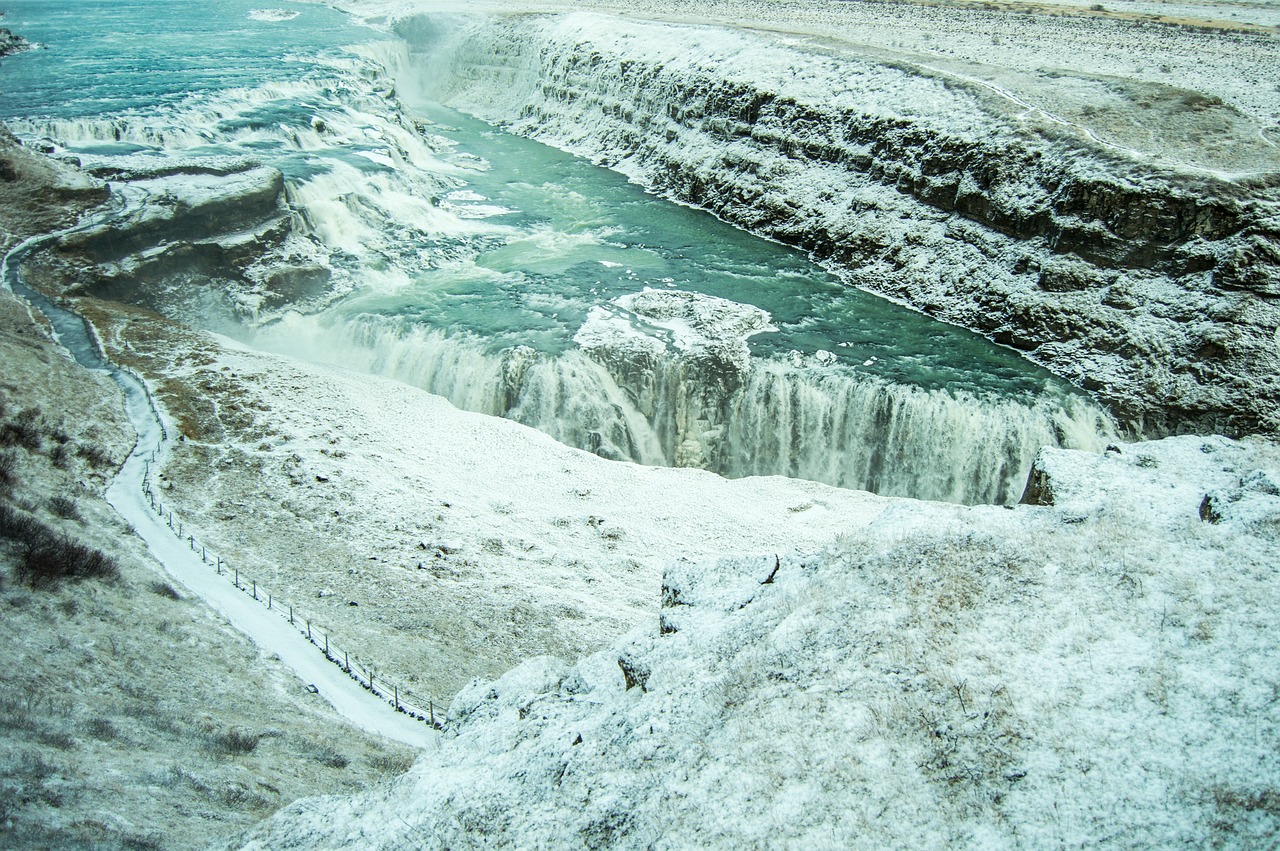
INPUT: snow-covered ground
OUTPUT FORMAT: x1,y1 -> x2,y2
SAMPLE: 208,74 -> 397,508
229,432 -> 1280,847
86,304 -> 893,703
0,282 -> 417,848
100,349 -> 437,749
338,0 -> 1280,130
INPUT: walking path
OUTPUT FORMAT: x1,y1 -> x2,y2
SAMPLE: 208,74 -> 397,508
4,227 -> 437,751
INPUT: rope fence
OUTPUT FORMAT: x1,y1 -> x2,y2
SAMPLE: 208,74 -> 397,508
140,454 -> 445,730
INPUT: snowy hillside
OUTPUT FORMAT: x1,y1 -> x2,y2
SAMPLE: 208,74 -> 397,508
231,434 -> 1280,848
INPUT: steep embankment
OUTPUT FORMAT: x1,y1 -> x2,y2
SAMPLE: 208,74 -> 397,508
396,10 -> 1280,436
0,130 -> 418,849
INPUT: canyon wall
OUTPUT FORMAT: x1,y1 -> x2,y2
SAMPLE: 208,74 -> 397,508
402,11 -> 1280,436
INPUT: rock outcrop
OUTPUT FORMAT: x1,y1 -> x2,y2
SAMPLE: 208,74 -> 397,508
0,126 -> 108,251
33,156 -> 335,322
0,26 -> 30,59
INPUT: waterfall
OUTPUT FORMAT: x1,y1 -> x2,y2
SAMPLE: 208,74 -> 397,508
253,312 -> 1112,504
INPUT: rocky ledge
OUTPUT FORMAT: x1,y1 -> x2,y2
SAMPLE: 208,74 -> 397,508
0,26 -> 31,59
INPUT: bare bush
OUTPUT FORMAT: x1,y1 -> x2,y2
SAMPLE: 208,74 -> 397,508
84,718 -> 117,741
1,501 -> 120,587
309,744 -> 349,769
76,443 -> 113,469
0,450 -> 16,489
0,500 -> 46,542
150,580 -> 182,600
0,406 -> 44,451
49,495 -> 81,521
49,441 -> 72,469
36,728 -> 77,750
368,750 -> 416,775
16,534 -> 120,588
204,728 -> 262,755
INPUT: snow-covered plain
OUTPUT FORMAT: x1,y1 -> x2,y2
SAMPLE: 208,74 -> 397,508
340,0 -> 1280,131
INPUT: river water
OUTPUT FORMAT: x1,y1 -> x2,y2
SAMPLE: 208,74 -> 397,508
0,0 -> 1115,503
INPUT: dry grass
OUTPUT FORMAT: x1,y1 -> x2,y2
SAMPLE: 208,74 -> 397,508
0,286 -> 418,848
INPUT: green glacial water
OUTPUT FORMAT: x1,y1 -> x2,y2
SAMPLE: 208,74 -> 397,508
0,1 -> 1114,503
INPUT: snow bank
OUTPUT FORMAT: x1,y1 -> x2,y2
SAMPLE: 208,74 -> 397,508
229,433 -> 1280,847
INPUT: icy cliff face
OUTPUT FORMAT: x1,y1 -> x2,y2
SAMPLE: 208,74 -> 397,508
403,11 -> 1280,436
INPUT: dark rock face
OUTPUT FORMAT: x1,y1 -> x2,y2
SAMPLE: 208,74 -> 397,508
43,161 -> 334,322
58,167 -> 287,264
1019,461 -> 1055,506
0,27 -> 31,59
427,15 -> 1280,438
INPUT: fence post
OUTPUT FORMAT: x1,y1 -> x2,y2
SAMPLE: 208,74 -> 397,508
216,557 -> 222,575
178,522 -> 182,538
289,605 -> 294,625
430,701 -> 435,727
188,535 -> 194,551
252,580 -> 257,601
201,546 -> 206,562
324,634 -> 328,656
395,685 -> 400,711
268,593 -> 272,610
370,672 -> 375,694
344,650 -> 348,672
234,566 -> 239,588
